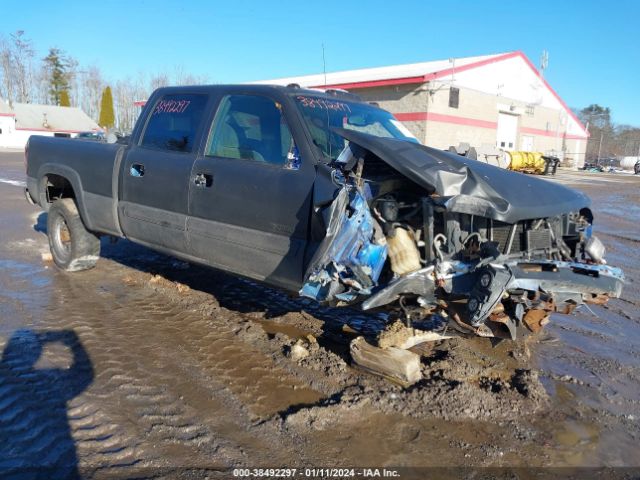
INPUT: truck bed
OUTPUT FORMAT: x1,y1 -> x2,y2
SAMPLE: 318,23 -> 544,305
26,136 -> 126,236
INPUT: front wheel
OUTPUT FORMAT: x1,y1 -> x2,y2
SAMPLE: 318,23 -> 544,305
47,198 -> 100,271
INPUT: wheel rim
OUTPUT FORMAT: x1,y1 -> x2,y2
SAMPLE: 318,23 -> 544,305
52,214 -> 72,262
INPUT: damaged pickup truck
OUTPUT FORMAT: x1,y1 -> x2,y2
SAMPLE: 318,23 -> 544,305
25,85 -> 623,341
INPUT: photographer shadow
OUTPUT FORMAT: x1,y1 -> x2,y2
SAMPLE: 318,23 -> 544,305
0,329 -> 93,479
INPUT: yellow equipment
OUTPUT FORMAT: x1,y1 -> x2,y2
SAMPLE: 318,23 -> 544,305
506,151 -> 547,174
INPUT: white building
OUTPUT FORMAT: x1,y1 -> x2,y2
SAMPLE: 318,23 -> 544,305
253,51 -> 590,167
0,99 -> 100,149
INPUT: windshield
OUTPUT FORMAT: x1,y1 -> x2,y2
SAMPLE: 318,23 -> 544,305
294,94 -> 418,162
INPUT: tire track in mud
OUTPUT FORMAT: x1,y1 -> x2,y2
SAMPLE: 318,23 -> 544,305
47,275 -> 290,468
535,177 -> 640,454
0,250 -> 321,473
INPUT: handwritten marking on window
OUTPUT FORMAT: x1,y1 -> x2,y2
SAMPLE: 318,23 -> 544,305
296,96 -> 352,113
153,99 -> 192,115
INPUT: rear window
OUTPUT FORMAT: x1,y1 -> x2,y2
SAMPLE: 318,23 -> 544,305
141,94 -> 207,153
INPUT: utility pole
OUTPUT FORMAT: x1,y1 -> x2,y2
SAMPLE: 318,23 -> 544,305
597,133 -> 603,164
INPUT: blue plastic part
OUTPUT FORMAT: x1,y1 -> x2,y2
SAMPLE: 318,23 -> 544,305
300,185 -> 388,303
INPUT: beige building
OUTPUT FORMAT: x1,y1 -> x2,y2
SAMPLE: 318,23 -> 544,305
254,51 -> 589,168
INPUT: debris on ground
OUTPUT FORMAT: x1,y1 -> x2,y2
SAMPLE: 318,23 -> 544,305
376,319 -> 450,349
288,339 -> 310,362
148,273 -> 191,294
350,336 -> 422,385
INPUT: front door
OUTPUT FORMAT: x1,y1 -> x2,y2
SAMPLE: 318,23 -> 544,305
187,93 -> 315,290
119,93 -> 209,253
521,135 -> 534,151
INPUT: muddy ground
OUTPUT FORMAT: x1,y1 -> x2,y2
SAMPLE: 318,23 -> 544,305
1,151 -> 639,478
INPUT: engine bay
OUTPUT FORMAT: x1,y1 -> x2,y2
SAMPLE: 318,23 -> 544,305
300,139 -> 624,341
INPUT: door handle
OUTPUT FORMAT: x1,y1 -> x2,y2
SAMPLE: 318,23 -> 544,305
130,163 -> 145,177
194,173 -> 213,188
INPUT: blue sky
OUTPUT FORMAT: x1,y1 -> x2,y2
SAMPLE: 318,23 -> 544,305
2,0 -> 639,125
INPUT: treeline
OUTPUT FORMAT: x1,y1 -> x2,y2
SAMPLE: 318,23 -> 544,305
575,105 -> 639,161
0,30 -> 209,132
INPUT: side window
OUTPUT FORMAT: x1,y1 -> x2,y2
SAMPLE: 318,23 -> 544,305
206,95 -> 296,167
141,94 -> 207,153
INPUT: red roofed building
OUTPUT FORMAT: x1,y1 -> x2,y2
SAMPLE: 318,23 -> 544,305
252,51 -> 589,167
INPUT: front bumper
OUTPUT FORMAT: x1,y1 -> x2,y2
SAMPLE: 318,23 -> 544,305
508,260 -> 624,300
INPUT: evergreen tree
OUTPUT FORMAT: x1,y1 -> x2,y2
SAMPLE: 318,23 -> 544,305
99,86 -> 115,129
59,90 -> 71,107
43,47 -> 71,105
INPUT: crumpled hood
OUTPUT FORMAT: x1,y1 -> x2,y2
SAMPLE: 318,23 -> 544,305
334,129 -> 590,224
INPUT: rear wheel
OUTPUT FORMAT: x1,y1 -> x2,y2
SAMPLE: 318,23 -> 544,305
47,198 -> 100,271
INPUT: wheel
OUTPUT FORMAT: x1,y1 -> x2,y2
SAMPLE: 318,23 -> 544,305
47,198 -> 100,272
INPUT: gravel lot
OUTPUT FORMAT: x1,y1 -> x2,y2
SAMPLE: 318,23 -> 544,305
1,150 -> 639,478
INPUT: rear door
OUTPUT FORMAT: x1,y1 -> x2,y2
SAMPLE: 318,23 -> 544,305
119,93 -> 209,253
187,93 -> 315,290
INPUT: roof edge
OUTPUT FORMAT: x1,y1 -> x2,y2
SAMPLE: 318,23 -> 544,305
310,51 -> 518,89
512,51 -> 589,137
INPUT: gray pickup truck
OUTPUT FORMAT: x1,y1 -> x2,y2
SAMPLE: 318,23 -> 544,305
25,84 -> 623,340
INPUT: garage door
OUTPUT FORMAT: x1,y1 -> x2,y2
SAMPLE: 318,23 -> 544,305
497,113 -> 519,151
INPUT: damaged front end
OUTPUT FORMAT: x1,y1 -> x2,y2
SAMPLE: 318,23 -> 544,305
300,130 -> 624,340
300,183 -> 387,303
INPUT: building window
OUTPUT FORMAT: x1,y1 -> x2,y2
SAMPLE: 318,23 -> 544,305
525,105 -> 535,116
448,87 -> 460,109
0,128 -> 2,134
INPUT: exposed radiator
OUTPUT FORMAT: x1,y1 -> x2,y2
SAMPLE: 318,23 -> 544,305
526,228 -> 553,251
492,221 -> 526,253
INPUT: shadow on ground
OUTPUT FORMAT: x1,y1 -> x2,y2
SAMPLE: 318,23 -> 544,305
0,328 -> 93,478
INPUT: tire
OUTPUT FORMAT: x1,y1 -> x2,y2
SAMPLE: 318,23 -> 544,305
47,198 -> 100,272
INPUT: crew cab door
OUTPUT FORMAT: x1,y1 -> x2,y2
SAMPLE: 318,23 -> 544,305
187,93 -> 315,290
119,93 -> 209,252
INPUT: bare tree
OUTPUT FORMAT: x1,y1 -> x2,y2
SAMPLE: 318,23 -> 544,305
75,65 -> 105,119
11,31 -> 35,103
0,31 -> 38,105
0,28 -> 218,129
113,75 -> 149,133
172,65 -> 209,86
148,72 -> 170,92
31,64 -> 52,105
0,36 -> 16,105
